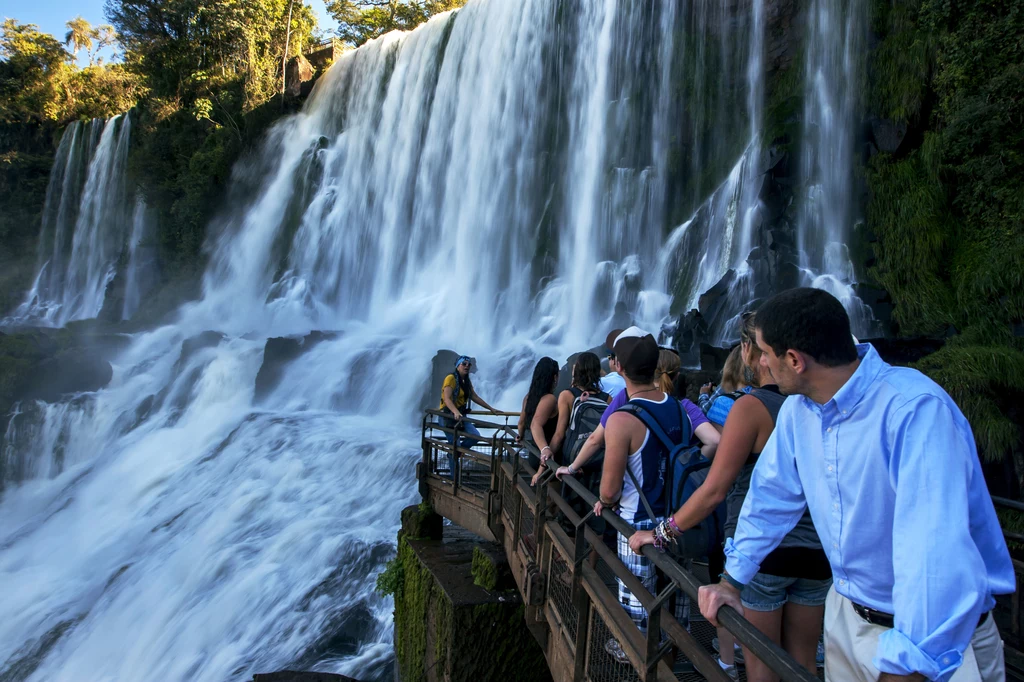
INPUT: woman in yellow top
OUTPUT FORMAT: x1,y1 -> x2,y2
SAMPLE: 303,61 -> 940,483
439,355 -> 496,450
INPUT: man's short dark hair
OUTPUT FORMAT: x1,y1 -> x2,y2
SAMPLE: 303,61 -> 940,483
755,288 -> 858,367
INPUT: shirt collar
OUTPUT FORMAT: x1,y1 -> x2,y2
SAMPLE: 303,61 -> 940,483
827,343 -> 884,415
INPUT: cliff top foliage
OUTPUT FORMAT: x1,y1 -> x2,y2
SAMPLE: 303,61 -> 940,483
327,0 -> 467,47
0,1 -> 461,300
868,0 -> 1024,467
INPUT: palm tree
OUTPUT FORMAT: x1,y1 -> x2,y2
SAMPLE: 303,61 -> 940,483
64,16 -> 93,64
91,25 -> 117,65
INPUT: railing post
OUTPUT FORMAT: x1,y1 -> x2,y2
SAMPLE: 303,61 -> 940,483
451,423 -> 461,492
572,512 -> 593,682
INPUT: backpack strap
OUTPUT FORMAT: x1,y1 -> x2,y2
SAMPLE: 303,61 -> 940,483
624,463 -> 659,527
616,400 -> 687,523
445,372 -> 471,413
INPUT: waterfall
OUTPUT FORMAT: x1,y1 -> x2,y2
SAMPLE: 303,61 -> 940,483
10,115 -> 133,326
797,0 -> 874,335
122,197 -> 159,321
0,1 -> 873,680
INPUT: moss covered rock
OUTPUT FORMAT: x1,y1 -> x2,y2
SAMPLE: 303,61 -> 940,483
391,526 -> 550,682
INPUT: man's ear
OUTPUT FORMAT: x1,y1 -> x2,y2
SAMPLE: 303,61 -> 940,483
787,349 -> 808,375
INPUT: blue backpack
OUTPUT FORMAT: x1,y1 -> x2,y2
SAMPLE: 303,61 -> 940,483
618,400 -> 727,560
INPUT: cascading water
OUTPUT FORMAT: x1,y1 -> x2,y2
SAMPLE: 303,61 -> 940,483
10,115 -> 133,327
0,1 -> 872,680
797,0 -> 874,336
122,197 -> 159,321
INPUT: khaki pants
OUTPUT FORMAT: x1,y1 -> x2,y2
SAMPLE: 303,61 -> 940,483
824,587 -> 1004,681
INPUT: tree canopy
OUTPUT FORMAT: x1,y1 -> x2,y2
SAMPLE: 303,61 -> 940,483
326,0 -> 466,47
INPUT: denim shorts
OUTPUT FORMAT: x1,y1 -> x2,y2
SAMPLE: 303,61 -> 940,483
741,573 -> 833,612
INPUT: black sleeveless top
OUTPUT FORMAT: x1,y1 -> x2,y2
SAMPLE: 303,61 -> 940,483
725,386 -> 832,581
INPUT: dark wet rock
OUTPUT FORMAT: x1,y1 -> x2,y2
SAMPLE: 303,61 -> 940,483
870,117 -> 909,154
700,343 -> 733,373
26,351 -> 112,403
174,331 -> 225,374
672,309 -> 710,367
854,283 -> 895,335
403,503 -> 443,540
254,331 -> 340,403
863,336 -> 946,367
424,350 -> 476,413
253,673 -> 362,682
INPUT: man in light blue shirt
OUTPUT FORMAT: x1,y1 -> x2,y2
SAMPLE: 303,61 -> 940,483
600,328 -> 627,397
698,288 -> 1014,681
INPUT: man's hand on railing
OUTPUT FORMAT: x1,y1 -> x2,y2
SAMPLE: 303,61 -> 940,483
554,465 -> 574,480
698,581 -> 743,627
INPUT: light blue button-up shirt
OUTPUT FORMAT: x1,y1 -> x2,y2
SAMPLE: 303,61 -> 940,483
724,344 -> 1015,681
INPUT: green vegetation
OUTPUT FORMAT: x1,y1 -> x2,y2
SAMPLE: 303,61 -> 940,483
867,0 -> 1024,465
0,2 -> 464,316
326,0 -> 467,47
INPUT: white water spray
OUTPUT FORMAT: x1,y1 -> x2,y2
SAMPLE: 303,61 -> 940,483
0,1 -> 873,680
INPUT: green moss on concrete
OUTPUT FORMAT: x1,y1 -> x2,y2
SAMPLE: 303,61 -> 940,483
471,546 -> 497,591
393,532 -> 431,682
391,522 -> 550,682
402,502 -> 443,540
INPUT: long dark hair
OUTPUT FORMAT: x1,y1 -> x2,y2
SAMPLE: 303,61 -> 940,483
572,352 -> 602,394
524,357 -> 559,425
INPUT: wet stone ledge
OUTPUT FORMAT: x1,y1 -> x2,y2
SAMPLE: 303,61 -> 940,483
390,504 -> 551,682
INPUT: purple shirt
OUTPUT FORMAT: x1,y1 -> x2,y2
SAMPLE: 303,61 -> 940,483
600,391 -> 709,436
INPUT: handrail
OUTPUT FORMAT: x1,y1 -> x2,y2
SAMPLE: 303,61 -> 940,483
520,439 -> 820,682
419,404 -> 820,682
994,496 -> 1024,513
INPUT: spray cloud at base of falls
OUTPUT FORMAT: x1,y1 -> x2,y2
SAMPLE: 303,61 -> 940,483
0,1 -> 877,680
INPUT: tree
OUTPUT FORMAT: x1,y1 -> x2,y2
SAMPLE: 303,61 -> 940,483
106,0 -> 317,110
325,0 -> 466,47
64,16 -> 94,62
91,24 -> 118,65
0,19 -> 72,122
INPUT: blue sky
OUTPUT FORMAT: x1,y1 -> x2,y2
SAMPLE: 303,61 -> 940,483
3,0 -> 338,65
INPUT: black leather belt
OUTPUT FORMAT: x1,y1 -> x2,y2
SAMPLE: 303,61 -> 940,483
852,602 -> 990,630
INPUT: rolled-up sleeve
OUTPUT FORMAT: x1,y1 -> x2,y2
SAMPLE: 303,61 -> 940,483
724,407 -> 808,584
875,396 -> 989,681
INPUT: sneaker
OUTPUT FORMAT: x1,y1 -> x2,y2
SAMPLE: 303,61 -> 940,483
712,637 -> 745,665
672,658 -> 696,674
717,657 -> 740,681
604,637 -> 630,664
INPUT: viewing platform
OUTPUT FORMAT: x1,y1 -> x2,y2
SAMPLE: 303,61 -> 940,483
404,410 -> 1024,682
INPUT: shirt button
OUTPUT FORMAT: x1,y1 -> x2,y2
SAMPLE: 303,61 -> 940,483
839,579 -> 846,586
943,657 -> 950,665
832,542 -> 838,548
842,410 -> 847,415
828,466 -> 834,472
827,427 -> 833,433
834,503 -> 839,509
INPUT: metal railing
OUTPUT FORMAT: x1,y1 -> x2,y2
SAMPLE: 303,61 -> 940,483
419,411 -> 820,682
992,496 -> 1024,678
305,38 -> 341,54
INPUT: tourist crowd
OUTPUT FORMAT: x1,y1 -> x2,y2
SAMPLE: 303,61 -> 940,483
438,288 -> 1013,682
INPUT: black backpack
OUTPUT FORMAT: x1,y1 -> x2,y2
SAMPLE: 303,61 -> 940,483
563,387 -> 610,473
618,400 -> 726,560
